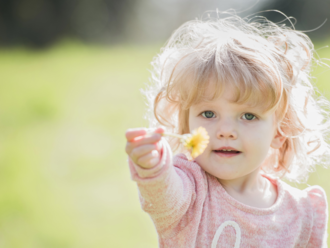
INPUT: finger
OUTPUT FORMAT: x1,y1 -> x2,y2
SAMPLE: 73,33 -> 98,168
125,128 -> 147,142
154,128 -> 164,151
136,150 -> 160,169
154,127 -> 165,134
128,133 -> 162,149
155,138 -> 163,152
130,144 -> 157,162
126,135 -> 161,156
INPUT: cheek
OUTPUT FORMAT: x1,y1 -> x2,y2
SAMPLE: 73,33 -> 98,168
194,151 -> 211,172
189,114 -> 213,133
241,123 -> 274,151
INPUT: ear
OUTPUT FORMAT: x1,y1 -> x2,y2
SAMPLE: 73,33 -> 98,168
270,129 -> 286,149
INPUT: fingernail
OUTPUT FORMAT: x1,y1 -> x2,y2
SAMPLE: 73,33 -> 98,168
152,150 -> 158,157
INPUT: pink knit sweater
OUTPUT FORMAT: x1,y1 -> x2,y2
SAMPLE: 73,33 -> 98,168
129,141 -> 328,247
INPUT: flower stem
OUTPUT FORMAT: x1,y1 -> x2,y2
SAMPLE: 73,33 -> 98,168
162,132 -> 184,139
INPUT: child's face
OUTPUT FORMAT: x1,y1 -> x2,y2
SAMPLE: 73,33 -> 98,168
189,86 -> 281,181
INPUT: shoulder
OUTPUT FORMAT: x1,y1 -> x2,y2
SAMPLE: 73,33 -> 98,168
304,185 -> 328,208
303,186 -> 328,225
303,185 -> 328,223
173,153 -> 205,174
304,186 -> 328,245
173,153 -> 205,175
280,181 -> 328,209
281,181 -> 328,209
173,153 -> 208,186
279,181 -> 328,235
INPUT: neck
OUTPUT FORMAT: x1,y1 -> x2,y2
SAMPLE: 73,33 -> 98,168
217,167 -> 263,193
217,169 -> 277,208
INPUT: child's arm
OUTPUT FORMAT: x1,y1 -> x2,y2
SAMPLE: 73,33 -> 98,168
125,128 -> 198,236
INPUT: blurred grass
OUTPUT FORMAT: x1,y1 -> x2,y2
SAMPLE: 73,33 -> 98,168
0,39 -> 329,248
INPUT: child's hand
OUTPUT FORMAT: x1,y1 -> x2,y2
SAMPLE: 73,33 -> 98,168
125,127 -> 164,169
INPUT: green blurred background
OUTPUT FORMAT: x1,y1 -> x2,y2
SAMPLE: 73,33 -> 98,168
1,0 -> 330,247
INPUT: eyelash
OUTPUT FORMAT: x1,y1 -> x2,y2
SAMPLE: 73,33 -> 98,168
241,113 -> 257,121
201,111 -> 215,118
200,111 -> 258,120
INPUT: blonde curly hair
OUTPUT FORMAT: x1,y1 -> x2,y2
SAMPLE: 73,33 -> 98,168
143,13 -> 330,183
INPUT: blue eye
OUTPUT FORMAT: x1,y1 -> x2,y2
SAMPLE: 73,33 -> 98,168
242,113 -> 256,120
202,111 -> 215,118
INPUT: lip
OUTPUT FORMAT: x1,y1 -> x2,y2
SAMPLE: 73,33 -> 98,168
213,146 -> 242,158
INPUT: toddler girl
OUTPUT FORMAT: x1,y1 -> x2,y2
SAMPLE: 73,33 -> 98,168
125,13 -> 330,247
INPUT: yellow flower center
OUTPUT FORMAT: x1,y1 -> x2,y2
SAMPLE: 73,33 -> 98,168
182,127 -> 209,159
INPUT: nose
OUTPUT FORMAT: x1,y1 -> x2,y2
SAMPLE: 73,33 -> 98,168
216,121 -> 237,140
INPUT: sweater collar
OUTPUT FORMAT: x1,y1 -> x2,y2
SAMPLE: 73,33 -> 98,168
213,173 -> 285,215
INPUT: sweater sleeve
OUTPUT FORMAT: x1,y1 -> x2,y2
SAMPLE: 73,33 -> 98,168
306,186 -> 328,247
128,139 -> 198,237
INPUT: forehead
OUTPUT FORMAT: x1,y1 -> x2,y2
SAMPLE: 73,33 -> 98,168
175,52 -> 280,114
199,80 -> 273,113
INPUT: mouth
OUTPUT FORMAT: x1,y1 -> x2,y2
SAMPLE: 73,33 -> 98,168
213,147 -> 242,157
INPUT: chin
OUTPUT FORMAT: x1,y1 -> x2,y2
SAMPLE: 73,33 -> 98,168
214,173 -> 239,181
204,167 -> 240,180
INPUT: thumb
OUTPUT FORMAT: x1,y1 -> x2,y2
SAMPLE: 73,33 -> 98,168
154,128 -> 165,152
154,127 -> 165,135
